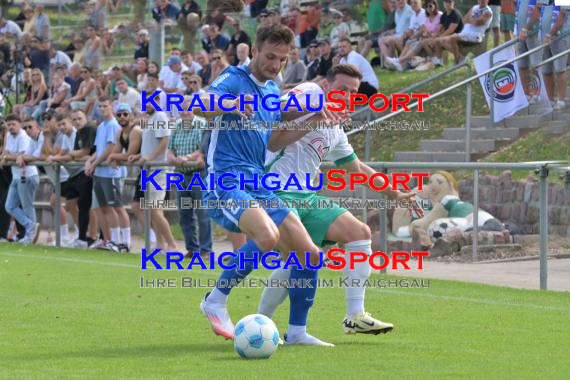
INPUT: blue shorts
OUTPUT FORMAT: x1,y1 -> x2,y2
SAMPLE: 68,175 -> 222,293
203,183 -> 290,233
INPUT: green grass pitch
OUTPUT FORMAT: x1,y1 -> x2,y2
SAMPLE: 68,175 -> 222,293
1,244 -> 569,379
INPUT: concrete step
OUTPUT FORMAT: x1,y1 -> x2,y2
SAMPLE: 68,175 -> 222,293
420,139 -> 498,153
470,116 -> 505,128
528,104 -> 553,115
551,111 -> 570,122
442,128 -> 520,140
544,120 -> 570,135
504,114 -> 550,128
394,151 -> 469,162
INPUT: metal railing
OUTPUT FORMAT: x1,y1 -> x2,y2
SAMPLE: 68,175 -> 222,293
4,158 -> 566,290
348,31 -> 570,163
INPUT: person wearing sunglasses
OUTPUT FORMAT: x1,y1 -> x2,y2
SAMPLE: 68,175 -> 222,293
181,73 -> 205,96
208,49 -> 230,85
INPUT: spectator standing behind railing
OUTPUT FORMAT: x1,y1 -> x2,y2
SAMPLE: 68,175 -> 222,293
85,98 -> 128,252
50,109 -> 98,248
34,4 -> 51,43
489,0 -> 502,47
1,114 -> 40,244
131,97 -> 178,251
40,112 -> 74,246
538,1 -> 569,110
167,101 -> 212,259
519,0 -> 546,103
81,26 -> 102,72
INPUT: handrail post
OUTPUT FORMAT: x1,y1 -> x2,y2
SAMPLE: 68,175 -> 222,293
363,116 -> 372,222
472,169 -> 479,262
55,163 -> 61,247
538,164 -> 549,290
144,164 -> 151,253
489,49 -> 496,128
379,165 -> 388,274
465,64 -> 472,162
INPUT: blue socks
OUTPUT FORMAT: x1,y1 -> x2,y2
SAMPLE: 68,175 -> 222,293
216,240 -> 261,295
288,268 -> 318,326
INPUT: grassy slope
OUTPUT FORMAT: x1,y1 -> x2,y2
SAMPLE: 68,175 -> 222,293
1,244 -> 569,379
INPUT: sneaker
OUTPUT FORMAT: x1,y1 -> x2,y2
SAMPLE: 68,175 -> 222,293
18,237 -> 33,245
342,312 -> 394,335
101,241 -> 121,252
200,292 -> 234,340
456,56 -> 467,65
384,57 -> 397,70
528,95 -> 539,104
554,100 -> 566,110
71,239 -> 89,248
89,239 -> 106,250
392,58 -> 404,72
117,243 -> 131,253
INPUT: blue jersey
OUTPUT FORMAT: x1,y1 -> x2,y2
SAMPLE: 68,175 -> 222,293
206,65 -> 282,177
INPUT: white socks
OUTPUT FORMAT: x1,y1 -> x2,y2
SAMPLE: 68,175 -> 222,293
149,228 -> 157,243
121,227 -> 131,247
343,240 -> 373,318
257,266 -> 291,317
60,224 -> 69,241
111,228 -> 120,244
207,288 -> 228,305
285,324 -> 335,346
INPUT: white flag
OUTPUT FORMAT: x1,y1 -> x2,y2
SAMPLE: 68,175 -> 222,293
473,46 -> 529,122
527,68 -> 553,110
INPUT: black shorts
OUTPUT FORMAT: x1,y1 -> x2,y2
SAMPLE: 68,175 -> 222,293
61,172 -> 92,199
133,173 -> 144,201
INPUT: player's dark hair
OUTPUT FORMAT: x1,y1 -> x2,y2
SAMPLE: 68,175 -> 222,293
5,114 -> 20,123
98,95 -> 113,104
255,24 -> 295,50
56,113 -> 70,122
338,37 -> 352,45
326,64 -> 363,82
147,72 -> 159,80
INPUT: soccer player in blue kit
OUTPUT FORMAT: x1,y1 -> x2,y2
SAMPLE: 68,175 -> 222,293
196,24 -> 345,346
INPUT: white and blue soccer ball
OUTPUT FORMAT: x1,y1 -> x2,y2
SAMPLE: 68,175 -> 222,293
233,314 -> 280,359
427,217 -> 469,242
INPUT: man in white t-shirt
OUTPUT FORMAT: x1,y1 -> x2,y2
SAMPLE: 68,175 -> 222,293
258,64 -> 414,342
336,38 -> 379,97
439,0 -> 493,64
1,114 -> 40,244
0,17 -> 22,40
117,79 -> 142,115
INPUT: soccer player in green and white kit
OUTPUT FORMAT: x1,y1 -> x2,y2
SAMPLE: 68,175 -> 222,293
258,64 -> 414,335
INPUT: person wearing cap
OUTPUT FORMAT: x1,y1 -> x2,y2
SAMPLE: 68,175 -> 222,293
258,9 -> 272,28
106,103 -> 154,251
304,40 -> 321,81
330,9 -> 350,48
159,55 -> 187,95
85,97 -> 128,252
268,7 -> 282,26
317,38 -> 335,77
134,29 -> 150,60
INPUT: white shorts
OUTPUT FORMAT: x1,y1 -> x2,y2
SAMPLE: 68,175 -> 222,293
458,32 -> 484,43
489,5 -> 501,29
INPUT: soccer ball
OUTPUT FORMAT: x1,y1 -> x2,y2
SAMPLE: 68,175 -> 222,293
233,314 -> 280,359
427,218 -> 469,242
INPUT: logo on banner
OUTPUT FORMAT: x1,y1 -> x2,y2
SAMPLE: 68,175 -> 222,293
485,61 -> 517,102
528,70 -> 542,97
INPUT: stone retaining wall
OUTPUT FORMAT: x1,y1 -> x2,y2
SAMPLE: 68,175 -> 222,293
458,171 -> 570,236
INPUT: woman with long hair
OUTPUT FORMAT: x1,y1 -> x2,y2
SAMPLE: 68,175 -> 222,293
62,67 -> 97,116
20,69 -> 48,121
135,58 -> 149,91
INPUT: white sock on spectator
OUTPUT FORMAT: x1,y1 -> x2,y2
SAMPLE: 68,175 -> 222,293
121,227 -> 131,247
60,224 -> 69,241
111,228 -> 120,244
149,228 -> 157,243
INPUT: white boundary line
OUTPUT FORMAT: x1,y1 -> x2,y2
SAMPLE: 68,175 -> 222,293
2,252 -> 569,313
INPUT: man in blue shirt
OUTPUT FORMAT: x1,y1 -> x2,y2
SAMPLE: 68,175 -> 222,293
197,24 -> 343,346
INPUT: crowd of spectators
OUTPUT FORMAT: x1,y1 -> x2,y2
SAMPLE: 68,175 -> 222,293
0,0 -> 567,255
